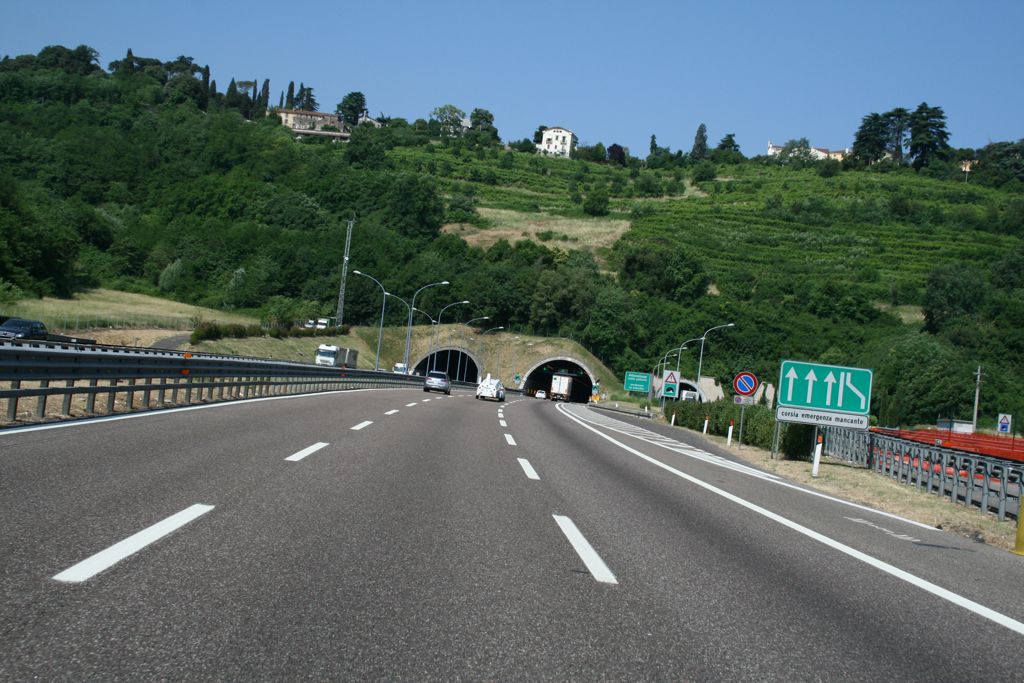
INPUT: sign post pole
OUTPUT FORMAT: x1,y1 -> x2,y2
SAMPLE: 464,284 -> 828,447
811,433 -> 824,477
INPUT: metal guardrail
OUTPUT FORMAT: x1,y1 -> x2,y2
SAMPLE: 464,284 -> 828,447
0,339 -> 433,427
824,427 -> 1022,522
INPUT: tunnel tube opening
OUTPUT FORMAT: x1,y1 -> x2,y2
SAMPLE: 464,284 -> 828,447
413,348 -> 480,383
523,359 -> 594,403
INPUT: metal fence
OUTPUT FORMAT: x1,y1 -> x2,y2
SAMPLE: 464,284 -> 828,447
0,339 -> 453,427
824,427 -> 1022,521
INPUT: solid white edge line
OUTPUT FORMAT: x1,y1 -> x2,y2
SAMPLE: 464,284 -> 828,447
504,433 -> 517,446
351,420 -> 373,431
556,404 -> 1024,636
552,515 -> 617,584
385,409 -> 399,415
518,458 -> 540,480
571,406 -> 933,531
285,441 -> 330,462
53,504 -> 214,583
499,420 -> 508,427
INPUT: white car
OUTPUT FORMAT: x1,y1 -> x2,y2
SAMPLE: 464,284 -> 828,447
535,390 -> 547,399
476,375 -> 505,401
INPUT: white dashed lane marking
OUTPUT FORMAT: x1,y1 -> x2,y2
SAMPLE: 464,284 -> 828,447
286,442 -> 329,462
351,421 -> 373,431
518,458 -> 540,480
504,434 -> 517,446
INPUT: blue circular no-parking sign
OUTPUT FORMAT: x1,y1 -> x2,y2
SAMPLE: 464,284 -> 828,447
733,371 -> 758,396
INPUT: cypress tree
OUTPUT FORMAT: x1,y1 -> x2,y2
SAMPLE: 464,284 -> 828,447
285,81 -> 295,109
259,79 -> 270,113
691,123 -> 708,160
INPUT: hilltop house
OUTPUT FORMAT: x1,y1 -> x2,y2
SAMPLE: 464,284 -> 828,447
537,127 -> 578,158
767,140 -> 849,161
276,109 -> 350,141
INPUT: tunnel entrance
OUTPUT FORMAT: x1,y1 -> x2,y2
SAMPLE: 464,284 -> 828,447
413,348 -> 480,383
522,358 -> 595,403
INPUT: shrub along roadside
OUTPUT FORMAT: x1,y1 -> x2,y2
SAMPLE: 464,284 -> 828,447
190,322 -> 350,345
663,400 -> 817,460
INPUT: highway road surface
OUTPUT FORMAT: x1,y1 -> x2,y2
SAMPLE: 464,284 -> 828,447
1,388 -> 1022,680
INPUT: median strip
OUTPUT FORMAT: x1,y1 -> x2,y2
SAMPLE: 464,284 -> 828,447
552,515 -> 617,584
286,442 -> 329,462
53,504 -> 214,583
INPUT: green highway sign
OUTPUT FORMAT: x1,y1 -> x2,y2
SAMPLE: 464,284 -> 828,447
776,360 -> 873,430
624,371 -> 651,393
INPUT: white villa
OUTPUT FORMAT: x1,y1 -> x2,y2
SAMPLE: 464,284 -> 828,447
767,140 -> 849,161
537,126 -> 578,158
276,109 -> 350,141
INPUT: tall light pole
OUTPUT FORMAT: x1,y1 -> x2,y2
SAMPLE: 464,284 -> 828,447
334,216 -> 355,326
695,323 -> 735,400
403,280 -> 449,370
431,300 -> 469,372
353,270 -> 386,371
458,316 -> 489,381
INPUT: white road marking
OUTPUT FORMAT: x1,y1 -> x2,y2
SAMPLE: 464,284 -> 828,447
499,420 -> 508,427
557,405 -> 1024,636
285,442 -> 329,462
351,421 -> 373,431
422,398 -> 431,402
385,409 -> 399,415
504,433 -> 517,446
518,458 -> 540,480
53,504 -> 214,583
406,402 -> 418,407
552,515 -> 617,584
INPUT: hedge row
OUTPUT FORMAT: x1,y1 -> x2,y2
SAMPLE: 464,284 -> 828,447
663,400 -> 818,460
190,322 -> 351,345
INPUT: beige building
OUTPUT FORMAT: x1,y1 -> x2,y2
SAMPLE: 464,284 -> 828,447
276,109 -> 350,141
537,126 -> 578,158
767,140 -> 849,161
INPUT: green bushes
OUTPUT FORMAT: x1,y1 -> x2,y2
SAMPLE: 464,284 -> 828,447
189,321 -> 349,345
662,399 -> 816,460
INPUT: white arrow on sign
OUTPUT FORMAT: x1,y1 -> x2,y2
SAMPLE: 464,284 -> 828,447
824,371 -> 836,406
844,372 -> 866,410
785,367 -> 798,402
804,369 -> 817,404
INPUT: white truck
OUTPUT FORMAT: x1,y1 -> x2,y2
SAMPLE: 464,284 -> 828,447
315,344 -> 358,368
549,374 -> 573,402
392,362 -> 408,374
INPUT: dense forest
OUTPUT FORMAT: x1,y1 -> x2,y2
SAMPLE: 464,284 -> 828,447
2,44 -> 1024,428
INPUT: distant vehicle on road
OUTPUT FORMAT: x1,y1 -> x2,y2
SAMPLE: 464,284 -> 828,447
392,362 -> 409,374
314,344 -> 357,368
549,374 -> 572,401
0,318 -> 95,344
475,374 -> 505,401
535,390 -> 547,399
424,370 -> 451,395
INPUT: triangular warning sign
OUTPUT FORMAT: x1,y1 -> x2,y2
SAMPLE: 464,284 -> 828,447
1000,416 -> 1010,425
665,371 -> 677,384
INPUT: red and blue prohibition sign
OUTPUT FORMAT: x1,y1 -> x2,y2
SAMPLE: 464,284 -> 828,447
733,371 -> 758,396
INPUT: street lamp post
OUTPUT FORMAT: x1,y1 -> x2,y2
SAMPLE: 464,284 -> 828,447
695,323 -> 735,399
352,270 -> 386,371
458,316 -> 489,381
431,300 -> 469,373
403,280 -> 449,371
481,326 -> 504,380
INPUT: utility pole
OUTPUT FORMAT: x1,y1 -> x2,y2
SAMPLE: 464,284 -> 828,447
972,365 -> 982,432
335,216 -> 355,327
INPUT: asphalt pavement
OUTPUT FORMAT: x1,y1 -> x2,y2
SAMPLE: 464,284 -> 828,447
1,389 -> 1022,680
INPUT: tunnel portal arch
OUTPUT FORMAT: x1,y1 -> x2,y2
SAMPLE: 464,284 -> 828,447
522,357 -> 596,403
412,347 -> 482,383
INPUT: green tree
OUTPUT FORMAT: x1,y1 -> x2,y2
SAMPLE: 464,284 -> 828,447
922,261 -> 985,332
884,107 -> 911,164
431,104 -> 466,139
533,125 -> 548,144
908,102 -> 950,170
285,81 -> 295,108
691,123 -> 708,160
337,91 -> 366,127
851,112 -> 889,164
583,184 -> 610,216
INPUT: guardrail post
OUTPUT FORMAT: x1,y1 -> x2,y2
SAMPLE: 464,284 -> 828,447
998,467 -> 1008,521
106,380 -> 117,413
85,379 -> 97,414
7,380 -> 20,421
126,378 -> 136,410
62,380 -> 73,416
35,380 -> 49,419
185,376 -> 193,405
142,379 -> 152,410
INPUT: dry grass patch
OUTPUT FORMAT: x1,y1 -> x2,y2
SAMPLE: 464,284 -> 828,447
443,208 -> 630,255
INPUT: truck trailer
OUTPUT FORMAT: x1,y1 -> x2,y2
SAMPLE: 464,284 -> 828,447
315,344 -> 358,368
549,374 -> 573,402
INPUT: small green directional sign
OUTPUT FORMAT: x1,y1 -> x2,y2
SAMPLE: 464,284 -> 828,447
624,371 -> 651,393
776,360 -> 873,429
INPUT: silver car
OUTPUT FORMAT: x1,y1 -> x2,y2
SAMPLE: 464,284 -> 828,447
424,370 -> 451,395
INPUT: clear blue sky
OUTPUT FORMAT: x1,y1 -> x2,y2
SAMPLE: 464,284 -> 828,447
2,0 -> 1021,156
